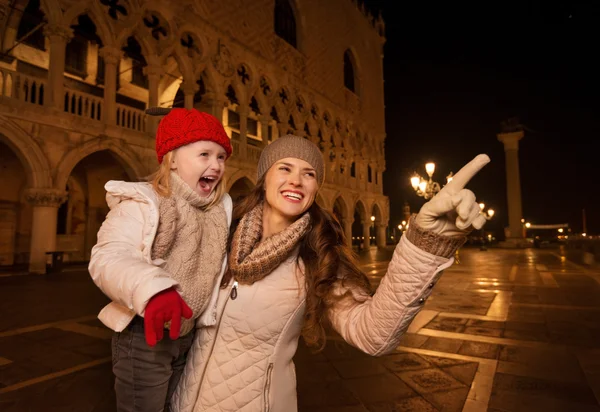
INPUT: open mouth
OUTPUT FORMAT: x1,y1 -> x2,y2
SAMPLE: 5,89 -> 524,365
198,176 -> 218,194
281,191 -> 304,203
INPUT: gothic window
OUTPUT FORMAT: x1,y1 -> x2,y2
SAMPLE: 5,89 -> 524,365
17,0 -> 45,50
225,85 -> 239,105
173,86 -> 185,108
224,109 -> 241,140
274,0 -> 297,48
250,97 -> 261,115
237,64 -> 251,85
65,35 -> 88,77
65,15 -> 101,78
279,88 -> 289,105
247,117 -> 259,142
260,76 -> 272,96
350,162 -> 356,178
368,165 -> 372,183
123,37 -> 148,89
101,0 -> 128,20
343,50 -> 355,93
270,107 -> 279,122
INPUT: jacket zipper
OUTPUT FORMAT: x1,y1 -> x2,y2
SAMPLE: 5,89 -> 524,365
263,362 -> 274,412
230,281 -> 238,300
196,280 -> 238,396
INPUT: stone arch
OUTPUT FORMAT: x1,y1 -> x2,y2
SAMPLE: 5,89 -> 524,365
0,116 -> 52,188
62,2 -> 115,47
250,90 -> 269,116
371,202 -> 383,225
333,195 -> 349,222
115,26 -> 159,63
40,0 -> 63,25
224,81 -> 246,107
198,65 -> 224,99
354,198 -> 367,224
3,0 -> 38,50
315,192 -> 328,210
163,47 -> 194,81
55,137 -> 146,190
227,171 -> 256,203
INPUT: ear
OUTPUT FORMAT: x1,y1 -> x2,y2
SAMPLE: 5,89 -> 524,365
170,154 -> 177,170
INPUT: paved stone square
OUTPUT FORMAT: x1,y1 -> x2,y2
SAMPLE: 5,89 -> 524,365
1,246 -> 600,411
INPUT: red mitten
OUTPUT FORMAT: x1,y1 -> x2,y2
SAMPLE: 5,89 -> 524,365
143,288 -> 193,346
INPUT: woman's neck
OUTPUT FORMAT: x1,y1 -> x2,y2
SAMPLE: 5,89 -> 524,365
261,203 -> 294,239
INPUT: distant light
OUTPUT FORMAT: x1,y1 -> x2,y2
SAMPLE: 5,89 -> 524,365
425,162 -> 435,176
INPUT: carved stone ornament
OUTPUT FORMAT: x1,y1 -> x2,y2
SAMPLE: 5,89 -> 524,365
212,40 -> 235,77
25,188 -> 68,207
43,24 -> 73,41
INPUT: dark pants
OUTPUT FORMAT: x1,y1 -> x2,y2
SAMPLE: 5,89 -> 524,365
111,316 -> 194,412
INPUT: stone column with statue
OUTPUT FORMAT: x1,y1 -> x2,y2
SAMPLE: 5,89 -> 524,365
497,118 -> 527,247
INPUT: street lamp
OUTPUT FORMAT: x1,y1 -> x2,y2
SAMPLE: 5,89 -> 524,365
410,162 -> 454,200
477,203 -> 495,251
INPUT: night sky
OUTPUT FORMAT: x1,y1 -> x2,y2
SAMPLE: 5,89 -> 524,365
364,1 -> 600,236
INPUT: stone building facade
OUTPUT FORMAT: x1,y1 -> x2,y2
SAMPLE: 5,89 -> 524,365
0,0 -> 389,273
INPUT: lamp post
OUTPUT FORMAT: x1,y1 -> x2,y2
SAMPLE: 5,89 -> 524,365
410,162 -> 454,200
370,215 -> 375,246
396,220 -> 408,242
478,203 -> 495,251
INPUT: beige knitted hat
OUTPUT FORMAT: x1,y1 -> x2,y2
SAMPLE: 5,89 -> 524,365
257,135 -> 325,186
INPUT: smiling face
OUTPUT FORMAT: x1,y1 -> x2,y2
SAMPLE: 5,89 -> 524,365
263,157 -> 319,227
170,140 -> 227,197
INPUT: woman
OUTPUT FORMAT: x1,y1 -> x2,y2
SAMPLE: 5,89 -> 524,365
172,135 -> 489,412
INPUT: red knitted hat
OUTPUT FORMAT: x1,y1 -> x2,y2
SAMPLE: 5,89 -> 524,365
155,108 -> 232,163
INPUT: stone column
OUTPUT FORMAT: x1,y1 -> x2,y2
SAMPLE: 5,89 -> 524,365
25,188 -> 68,274
258,115 -> 271,148
376,224 -> 387,248
497,130 -> 525,245
144,65 -> 162,134
362,221 -> 371,250
277,122 -> 288,140
43,24 -> 72,109
343,218 -> 353,248
238,105 -> 249,159
99,46 -> 121,125
181,80 -> 199,110
196,91 -> 224,121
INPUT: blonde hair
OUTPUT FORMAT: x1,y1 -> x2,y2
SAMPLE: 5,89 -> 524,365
149,150 -> 227,210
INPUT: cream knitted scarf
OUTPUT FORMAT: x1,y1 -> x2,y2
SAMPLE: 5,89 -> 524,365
151,173 -> 228,335
228,202 -> 310,285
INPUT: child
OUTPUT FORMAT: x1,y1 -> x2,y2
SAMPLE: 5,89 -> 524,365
88,108 -> 233,412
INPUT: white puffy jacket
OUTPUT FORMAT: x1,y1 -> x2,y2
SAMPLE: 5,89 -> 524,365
88,180 -> 232,332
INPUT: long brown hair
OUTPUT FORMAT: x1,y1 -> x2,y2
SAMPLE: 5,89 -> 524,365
223,176 -> 371,351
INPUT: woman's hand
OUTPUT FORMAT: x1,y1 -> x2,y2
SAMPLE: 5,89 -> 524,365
415,154 -> 490,237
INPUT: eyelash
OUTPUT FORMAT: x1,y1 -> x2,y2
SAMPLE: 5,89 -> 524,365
200,153 -> 226,160
279,166 -> 315,177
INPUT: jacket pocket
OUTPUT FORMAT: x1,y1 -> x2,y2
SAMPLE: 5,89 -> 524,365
263,362 -> 274,412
